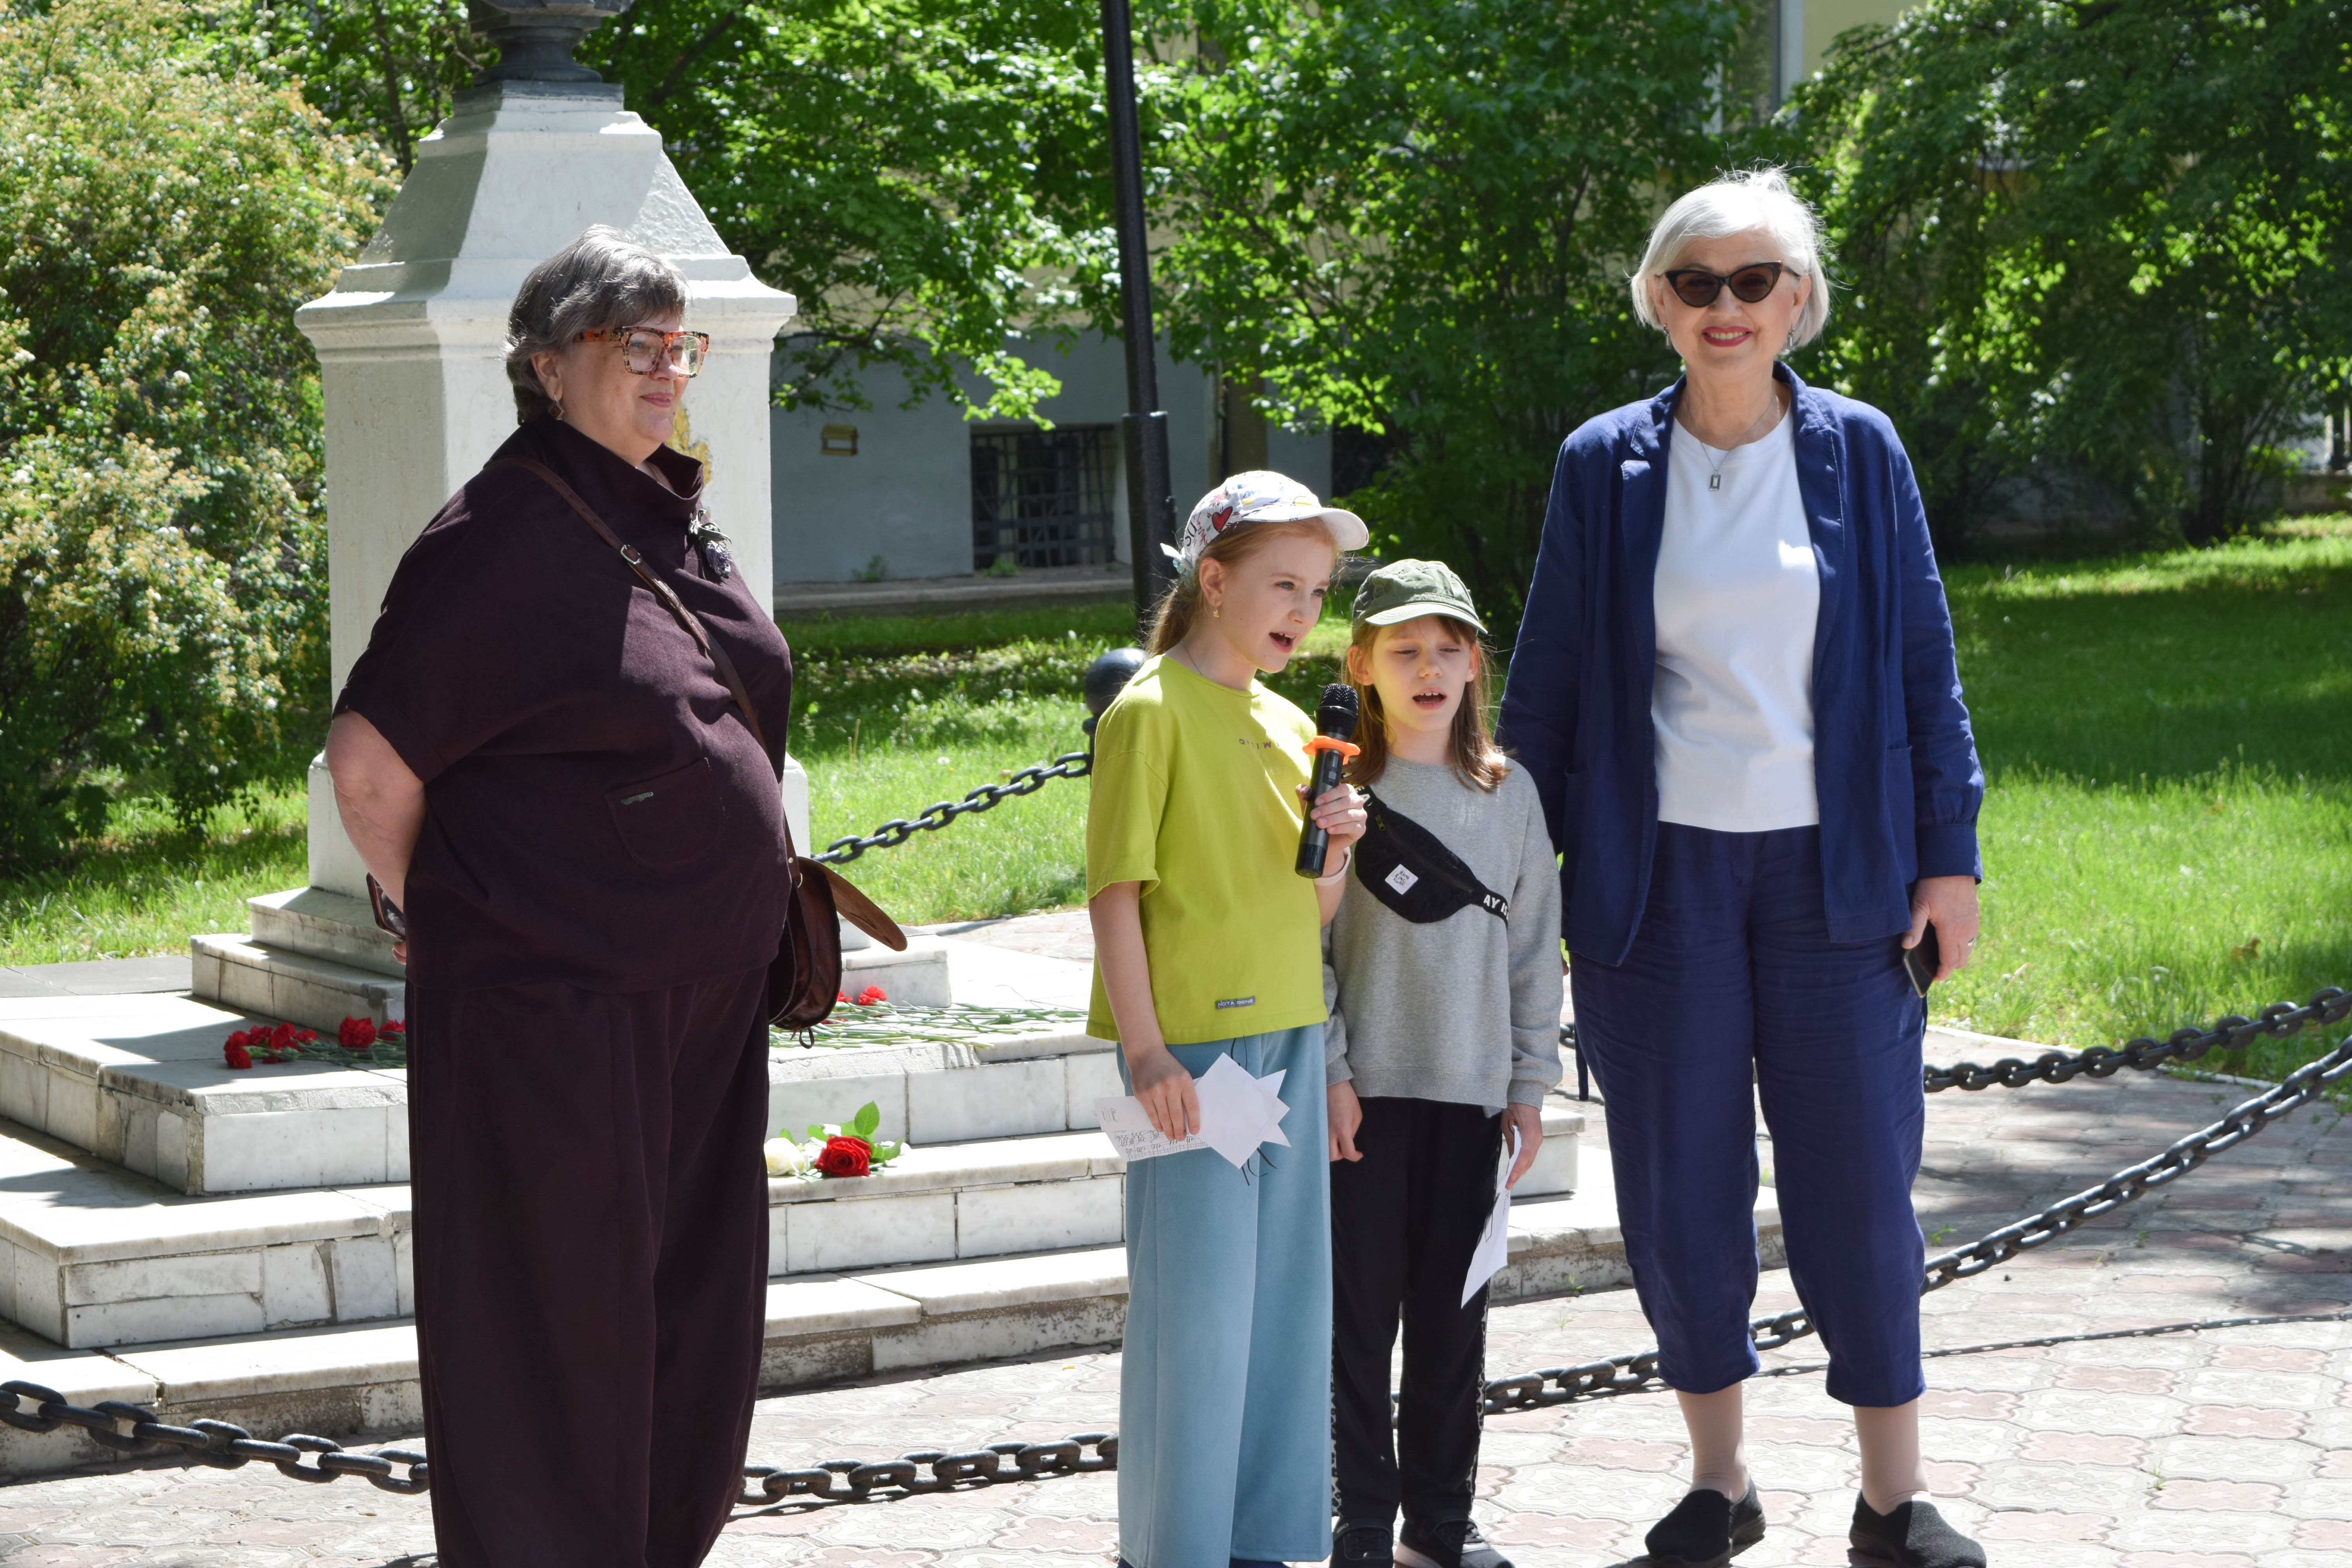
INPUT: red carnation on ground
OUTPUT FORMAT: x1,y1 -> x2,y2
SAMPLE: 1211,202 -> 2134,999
856,986 -> 886,1006
339,1016 -> 376,1051
837,991 -> 849,1003
270,1022 -> 296,1051
294,1029 -> 318,1045
813,1136 -> 871,1178
377,1020 -> 405,1038
223,1037 -> 252,1071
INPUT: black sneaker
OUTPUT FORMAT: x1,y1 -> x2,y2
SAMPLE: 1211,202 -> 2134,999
1396,1515 -> 1513,1568
1332,1518 -> 1394,1565
1848,1495 -> 1985,1568
1642,1483 -> 1764,1568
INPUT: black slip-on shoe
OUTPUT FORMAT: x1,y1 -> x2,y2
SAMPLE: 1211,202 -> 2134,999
1848,1495 -> 1986,1568
1642,1483 -> 1764,1568
1331,1518 -> 1394,1566
1396,1515 -> 1513,1568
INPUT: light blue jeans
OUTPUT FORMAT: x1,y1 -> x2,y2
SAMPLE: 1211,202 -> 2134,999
1117,1024 -> 1333,1568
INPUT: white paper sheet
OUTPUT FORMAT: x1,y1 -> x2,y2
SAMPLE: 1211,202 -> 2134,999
1461,1126 -> 1521,1307
1096,1054 -> 1291,1169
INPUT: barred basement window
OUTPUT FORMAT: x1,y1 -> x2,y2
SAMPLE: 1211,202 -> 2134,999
970,424 -> 1116,570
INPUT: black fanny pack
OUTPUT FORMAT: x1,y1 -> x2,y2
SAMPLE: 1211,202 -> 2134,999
1352,788 -> 1510,924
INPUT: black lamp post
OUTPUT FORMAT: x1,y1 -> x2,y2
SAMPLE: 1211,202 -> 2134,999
1098,0 -> 1178,633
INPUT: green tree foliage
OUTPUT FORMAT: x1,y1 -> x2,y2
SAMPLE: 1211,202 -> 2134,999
1147,0 -> 1746,628
584,1 -> 1118,420
233,0 -> 481,173
1789,0 -> 2352,549
0,0 -> 393,869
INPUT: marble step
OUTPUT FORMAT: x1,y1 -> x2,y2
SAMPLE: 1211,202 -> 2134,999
0,986 -> 1109,1196
0,1171 -> 1773,1484
190,927 -> 955,1034
0,1105 -> 1586,1350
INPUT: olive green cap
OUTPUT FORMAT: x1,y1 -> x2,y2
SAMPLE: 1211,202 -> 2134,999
1351,558 -> 1487,633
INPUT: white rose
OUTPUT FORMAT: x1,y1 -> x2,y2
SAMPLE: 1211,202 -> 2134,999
763,1138 -> 808,1177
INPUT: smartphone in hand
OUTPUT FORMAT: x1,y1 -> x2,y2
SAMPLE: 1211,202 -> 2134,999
1902,922 -> 1940,997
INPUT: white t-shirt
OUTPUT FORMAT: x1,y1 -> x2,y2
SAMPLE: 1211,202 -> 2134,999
1651,405 -> 1822,832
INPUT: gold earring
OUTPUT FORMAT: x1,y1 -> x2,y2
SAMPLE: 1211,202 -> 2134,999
1212,604 -> 1220,619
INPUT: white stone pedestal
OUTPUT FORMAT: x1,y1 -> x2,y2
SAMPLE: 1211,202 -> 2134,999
189,78 -> 915,1023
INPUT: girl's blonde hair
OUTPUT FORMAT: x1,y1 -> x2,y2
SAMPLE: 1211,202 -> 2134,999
1144,518 -> 1341,655
1343,615 -> 1508,793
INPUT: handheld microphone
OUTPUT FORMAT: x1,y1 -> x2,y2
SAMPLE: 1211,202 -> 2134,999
1295,683 -> 1361,878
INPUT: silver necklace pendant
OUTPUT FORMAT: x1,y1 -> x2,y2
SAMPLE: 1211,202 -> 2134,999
1709,473 -> 1722,491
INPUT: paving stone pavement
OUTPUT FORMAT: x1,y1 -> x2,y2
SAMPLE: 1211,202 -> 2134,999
0,1062 -> 2345,1567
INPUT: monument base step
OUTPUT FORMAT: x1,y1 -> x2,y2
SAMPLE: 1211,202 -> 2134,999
189,929 -> 956,1033
0,1103 -> 1584,1350
0,986 -> 1107,1197
0,1172 -> 1769,1483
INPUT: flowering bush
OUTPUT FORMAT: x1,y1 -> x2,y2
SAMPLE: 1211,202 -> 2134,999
762,1099 -> 905,1181
0,0 -> 396,868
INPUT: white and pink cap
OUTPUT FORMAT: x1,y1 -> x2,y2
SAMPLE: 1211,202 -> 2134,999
1168,470 -> 1369,572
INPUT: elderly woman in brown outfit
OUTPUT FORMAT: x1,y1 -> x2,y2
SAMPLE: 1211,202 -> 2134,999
325,226 -> 792,1568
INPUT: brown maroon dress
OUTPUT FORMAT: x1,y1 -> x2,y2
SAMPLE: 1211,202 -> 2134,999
337,414 -> 793,1568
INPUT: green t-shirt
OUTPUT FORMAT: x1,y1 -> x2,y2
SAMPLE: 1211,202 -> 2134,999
1085,654 -> 1327,1045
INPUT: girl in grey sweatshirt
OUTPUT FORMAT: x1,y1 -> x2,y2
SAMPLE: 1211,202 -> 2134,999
1323,559 -> 1563,1568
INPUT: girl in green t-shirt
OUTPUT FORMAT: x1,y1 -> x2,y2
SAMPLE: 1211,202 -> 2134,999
1088,472 -> 1370,1568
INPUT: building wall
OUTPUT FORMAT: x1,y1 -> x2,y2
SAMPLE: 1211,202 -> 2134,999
770,332 -> 1331,585
1797,0 -> 1911,83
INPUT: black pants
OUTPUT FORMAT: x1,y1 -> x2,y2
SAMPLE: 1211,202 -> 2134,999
1330,1096 -> 1502,1528
408,966 -> 773,1568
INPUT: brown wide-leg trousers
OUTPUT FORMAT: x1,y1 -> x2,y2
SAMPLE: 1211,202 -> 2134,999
407,966 -> 772,1568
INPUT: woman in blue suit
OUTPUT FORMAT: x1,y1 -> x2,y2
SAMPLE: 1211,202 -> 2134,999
1498,169 -> 1987,1568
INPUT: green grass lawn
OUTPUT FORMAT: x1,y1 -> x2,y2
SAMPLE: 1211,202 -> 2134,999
0,790 -> 308,967
5,524 -> 2344,1085
1931,519 -> 2352,1080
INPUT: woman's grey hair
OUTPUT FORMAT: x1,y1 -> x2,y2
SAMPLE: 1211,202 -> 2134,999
1630,167 -> 1833,349
503,225 -> 690,423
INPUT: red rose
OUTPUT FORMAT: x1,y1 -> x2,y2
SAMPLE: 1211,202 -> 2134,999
224,1040 -> 252,1070
814,1135 -> 871,1178
339,1017 -> 376,1051
856,986 -> 886,1006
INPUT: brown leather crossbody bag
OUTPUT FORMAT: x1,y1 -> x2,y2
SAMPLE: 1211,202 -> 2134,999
498,456 -> 906,1032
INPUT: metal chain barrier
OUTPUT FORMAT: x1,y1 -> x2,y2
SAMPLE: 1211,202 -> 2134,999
1482,990 -> 2352,1416
0,1396 -> 428,1492
738,1433 -> 1115,1507
1921,987 -> 2349,1091
811,750 -> 1092,867
1561,987 -> 2352,1098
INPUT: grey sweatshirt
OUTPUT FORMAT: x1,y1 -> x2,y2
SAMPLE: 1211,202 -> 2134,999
1323,756 -> 1565,1111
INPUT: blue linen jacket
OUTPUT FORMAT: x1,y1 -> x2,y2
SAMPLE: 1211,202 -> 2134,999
1497,363 -> 1984,965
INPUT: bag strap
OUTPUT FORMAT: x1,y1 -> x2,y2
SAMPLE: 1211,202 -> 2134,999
494,456 -> 772,758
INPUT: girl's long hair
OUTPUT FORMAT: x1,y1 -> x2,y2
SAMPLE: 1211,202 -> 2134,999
1343,615 -> 1508,793
1144,518 -> 1340,655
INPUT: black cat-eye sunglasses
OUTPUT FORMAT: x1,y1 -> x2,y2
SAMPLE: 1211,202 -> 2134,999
1659,261 -> 1791,308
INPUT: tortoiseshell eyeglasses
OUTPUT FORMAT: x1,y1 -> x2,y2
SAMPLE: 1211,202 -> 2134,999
576,326 -> 711,377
